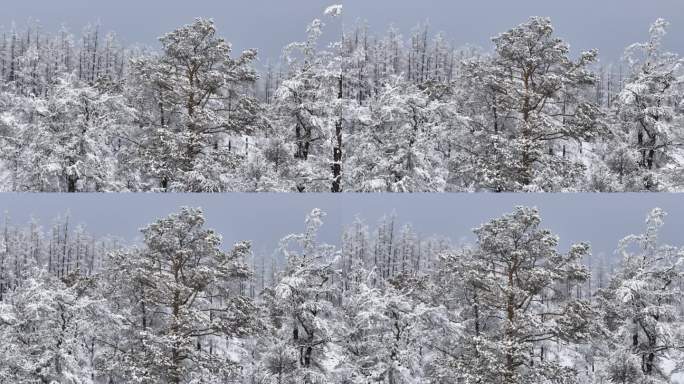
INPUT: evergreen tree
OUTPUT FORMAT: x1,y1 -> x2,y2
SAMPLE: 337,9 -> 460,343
129,19 -> 261,191
433,207 -> 595,383
101,207 -> 256,383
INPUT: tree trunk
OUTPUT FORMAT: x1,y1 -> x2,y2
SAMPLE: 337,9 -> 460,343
505,266 -> 517,383
331,76 -> 343,192
520,72 -> 533,187
67,176 -> 77,193
638,130 -> 646,168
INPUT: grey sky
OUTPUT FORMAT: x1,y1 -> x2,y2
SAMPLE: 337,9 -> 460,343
1,0 -> 683,64
1,194 -> 683,260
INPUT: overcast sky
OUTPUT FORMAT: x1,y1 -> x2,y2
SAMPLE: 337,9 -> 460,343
1,0 -> 683,63
0,194 -> 682,260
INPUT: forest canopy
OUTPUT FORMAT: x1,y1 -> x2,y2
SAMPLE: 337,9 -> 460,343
0,206 -> 682,383
0,9 -> 682,192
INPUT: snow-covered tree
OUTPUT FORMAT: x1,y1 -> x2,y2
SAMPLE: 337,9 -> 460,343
259,209 -> 339,383
596,208 -> 684,383
273,11 -> 343,192
345,77 -> 448,192
100,207 -> 256,383
334,270 -> 427,384
432,206 -> 595,383
617,19 -> 684,190
458,17 -> 606,191
129,18 -> 262,191
0,270 -> 100,383
3,73 -> 128,192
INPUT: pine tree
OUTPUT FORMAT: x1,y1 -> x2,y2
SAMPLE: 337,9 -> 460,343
459,17 -> 606,191
129,19 -> 261,191
101,207 -> 256,383
433,207 -> 595,383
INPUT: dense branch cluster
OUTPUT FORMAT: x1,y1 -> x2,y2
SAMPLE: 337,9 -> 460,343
0,206 -> 681,383
0,10 -> 682,192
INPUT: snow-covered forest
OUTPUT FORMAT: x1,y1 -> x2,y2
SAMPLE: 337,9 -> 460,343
0,6 -> 683,192
0,206 -> 682,383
